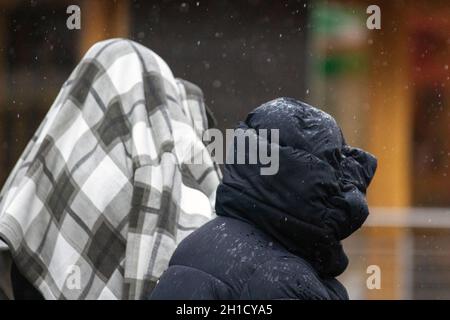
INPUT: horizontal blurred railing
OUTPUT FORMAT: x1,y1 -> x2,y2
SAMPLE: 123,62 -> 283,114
365,207 -> 450,228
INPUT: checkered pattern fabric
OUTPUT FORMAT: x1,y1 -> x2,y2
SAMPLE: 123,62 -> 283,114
0,39 -> 221,299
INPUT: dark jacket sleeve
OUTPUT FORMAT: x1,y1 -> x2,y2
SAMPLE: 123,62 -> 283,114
239,258 -> 348,300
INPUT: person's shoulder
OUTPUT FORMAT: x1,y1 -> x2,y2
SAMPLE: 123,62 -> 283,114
241,256 -> 348,300
169,216 -> 257,269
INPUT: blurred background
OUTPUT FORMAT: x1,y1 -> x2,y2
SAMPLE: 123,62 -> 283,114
0,0 -> 449,299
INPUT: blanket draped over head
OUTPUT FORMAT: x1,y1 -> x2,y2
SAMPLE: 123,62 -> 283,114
0,39 -> 221,299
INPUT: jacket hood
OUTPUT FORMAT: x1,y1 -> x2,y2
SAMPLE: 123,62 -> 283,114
215,97 -> 377,277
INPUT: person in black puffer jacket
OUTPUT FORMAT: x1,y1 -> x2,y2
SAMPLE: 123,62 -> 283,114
149,97 -> 377,300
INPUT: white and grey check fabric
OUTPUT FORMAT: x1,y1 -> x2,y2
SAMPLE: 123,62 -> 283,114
0,39 -> 221,299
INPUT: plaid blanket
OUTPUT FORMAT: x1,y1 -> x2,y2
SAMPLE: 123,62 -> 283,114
0,39 -> 221,299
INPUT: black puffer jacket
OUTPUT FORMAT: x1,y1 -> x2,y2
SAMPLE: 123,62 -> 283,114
149,97 -> 377,300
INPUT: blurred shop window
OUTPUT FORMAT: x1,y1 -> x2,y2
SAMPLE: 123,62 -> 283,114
315,2 -> 450,300
411,16 -> 450,207
307,2 -> 369,149
0,1 -> 78,185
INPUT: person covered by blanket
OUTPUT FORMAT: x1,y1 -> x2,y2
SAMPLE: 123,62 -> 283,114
0,39 -> 221,300
149,97 -> 377,300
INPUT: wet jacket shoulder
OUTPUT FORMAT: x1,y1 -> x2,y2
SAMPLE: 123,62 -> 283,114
149,216 -> 348,300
